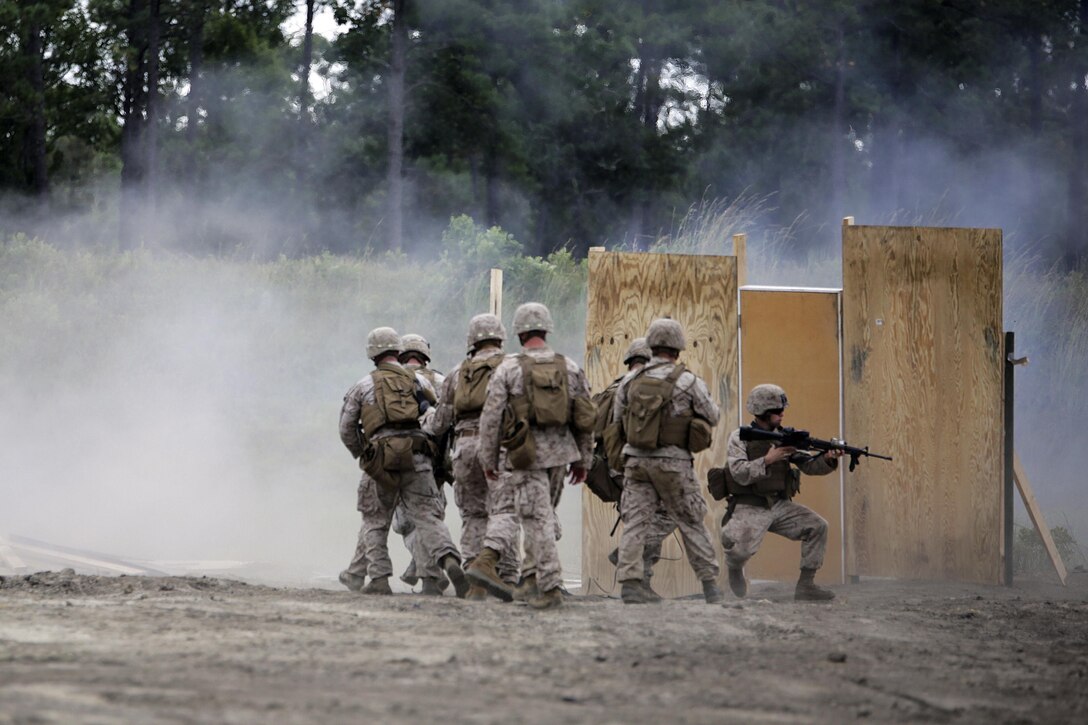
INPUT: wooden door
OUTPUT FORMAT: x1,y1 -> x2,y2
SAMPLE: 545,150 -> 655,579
739,287 -> 844,584
582,250 -> 739,597
842,225 -> 1003,584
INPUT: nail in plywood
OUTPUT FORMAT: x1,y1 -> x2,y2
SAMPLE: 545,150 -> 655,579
1013,452 -> 1068,585
843,225 -> 1003,584
582,250 -> 739,597
740,288 -> 843,584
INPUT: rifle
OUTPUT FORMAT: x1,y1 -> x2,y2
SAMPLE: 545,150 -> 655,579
739,426 -> 893,472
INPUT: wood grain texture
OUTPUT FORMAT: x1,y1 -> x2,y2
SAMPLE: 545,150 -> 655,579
740,289 -> 843,584
582,250 -> 738,597
843,226 -> 1003,584
1013,452 -> 1069,585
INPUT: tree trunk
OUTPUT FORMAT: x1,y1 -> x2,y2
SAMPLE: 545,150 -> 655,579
1065,0 -> 1088,268
186,0 -> 205,184
120,0 -> 149,249
145,0 -> 161,203
829,24 -> 847,224
22,16 -> 48,197
299,0 -> 315,116
386,0 -> 408,253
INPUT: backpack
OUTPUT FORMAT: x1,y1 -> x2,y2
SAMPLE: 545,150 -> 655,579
360,363 -> 431,436
453,355 -> 503,417
622,364 -> 686,449
592,378 -> 626,472
515,353 -> 570,427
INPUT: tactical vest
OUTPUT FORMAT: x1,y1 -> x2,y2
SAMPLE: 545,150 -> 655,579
360,363 -> 434,436
414,366 -> 440,390
453,355 -> 503,420
724,435 -> 800,504
623,364 -> 697,449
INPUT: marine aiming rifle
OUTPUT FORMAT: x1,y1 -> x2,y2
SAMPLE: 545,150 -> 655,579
739,426 -> 893,472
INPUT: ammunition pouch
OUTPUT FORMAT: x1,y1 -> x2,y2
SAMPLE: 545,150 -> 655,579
501,413 -> 536,470
586,451 -> 623,503
362,435 -> 434,489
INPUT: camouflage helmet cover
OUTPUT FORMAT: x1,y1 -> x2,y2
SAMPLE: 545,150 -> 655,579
623,337 -> 652,365
466,313 -> 506,352
512,302 -> 554,334
399,333 -> 431,362
645,318 -> 686,351
366,326 -> 402,360
746,384 -> 789,416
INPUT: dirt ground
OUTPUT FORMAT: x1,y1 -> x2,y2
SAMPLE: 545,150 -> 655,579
1,570 -> 1086,724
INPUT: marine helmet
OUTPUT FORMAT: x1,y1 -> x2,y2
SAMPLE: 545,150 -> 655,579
746,384 -> 789,416
623,337 -> 652,366
366,326 -> 402,360
466,313 -> 506,352
512,302 -> 554,335
645,318 -> 686,352
399,333 -> 431,363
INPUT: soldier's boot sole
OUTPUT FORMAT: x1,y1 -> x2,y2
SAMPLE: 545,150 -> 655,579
795,583 -> 836,602
339,570 -> 366,593
511,575 -> 538,602
420,577 -> 444,596
728,567 -> 748,598
528,587 -> 563,610
440,557 -> 470,599
620,581 -> 649,605
702,579 -> 725,604
466,562 -> 514,602
361,576 -> 393,595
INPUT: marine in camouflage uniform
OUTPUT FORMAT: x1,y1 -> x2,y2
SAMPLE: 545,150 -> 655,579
612,319 -> 723,604
722,384 -> 840,602
340,333 -> 450,595
598,338 -> 680,599
338,327 -> 468,597
472,302 -> 595,610
426,314 -> 521,601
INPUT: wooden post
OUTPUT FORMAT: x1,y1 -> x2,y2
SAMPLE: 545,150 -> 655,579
842,216 -> 855,226
732,233 -> 748,288
489,268 -> 503,319
1004,332 -> 1015,585
1013,453 -> 1069,585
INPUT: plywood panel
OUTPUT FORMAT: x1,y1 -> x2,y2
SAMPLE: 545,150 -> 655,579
582,250 -> 739,597
740,288 -> 843,585
843,226 -> 1003,584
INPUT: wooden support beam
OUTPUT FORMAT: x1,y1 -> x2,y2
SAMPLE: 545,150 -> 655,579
1013,452 -> 1069,585
732,233 -> 748,288
489,268 -> 503,319
842,216 -> 855,226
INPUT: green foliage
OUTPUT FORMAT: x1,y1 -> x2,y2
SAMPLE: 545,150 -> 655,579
1015,524 -> 1085,575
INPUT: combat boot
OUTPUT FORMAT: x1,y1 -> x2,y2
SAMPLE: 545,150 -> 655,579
727,567 -> 748,598
702,579 -> 724,604
620,580 -> 650,604
528,587 -> 563,610
439,555 -> 470,599
795,569 -> 835,602
339,570 -> 365,592
466,548 -> 514,602
465,584 -> 488,601
640,575 -> 663,603
420,577 -> 444,596
512,574 -> 539,602
361,576 -> 392,595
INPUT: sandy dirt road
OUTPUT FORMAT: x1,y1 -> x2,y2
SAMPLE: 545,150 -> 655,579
1,570 -> 1086,724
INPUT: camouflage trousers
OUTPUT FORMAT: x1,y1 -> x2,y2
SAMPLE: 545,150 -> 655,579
493,466 -> 565,593
355,454 -> 460,580
519,465 -> 564,584
641,506 -> 678,581
453,435 -> 520,583
345,486 -> 445,582
617,457 -> 719,583
721,499 -> 828,571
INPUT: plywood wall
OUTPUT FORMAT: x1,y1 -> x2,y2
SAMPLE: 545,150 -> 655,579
582,250 -> 739,597
740,288 -> 843,584
842,226 -> 1003,584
